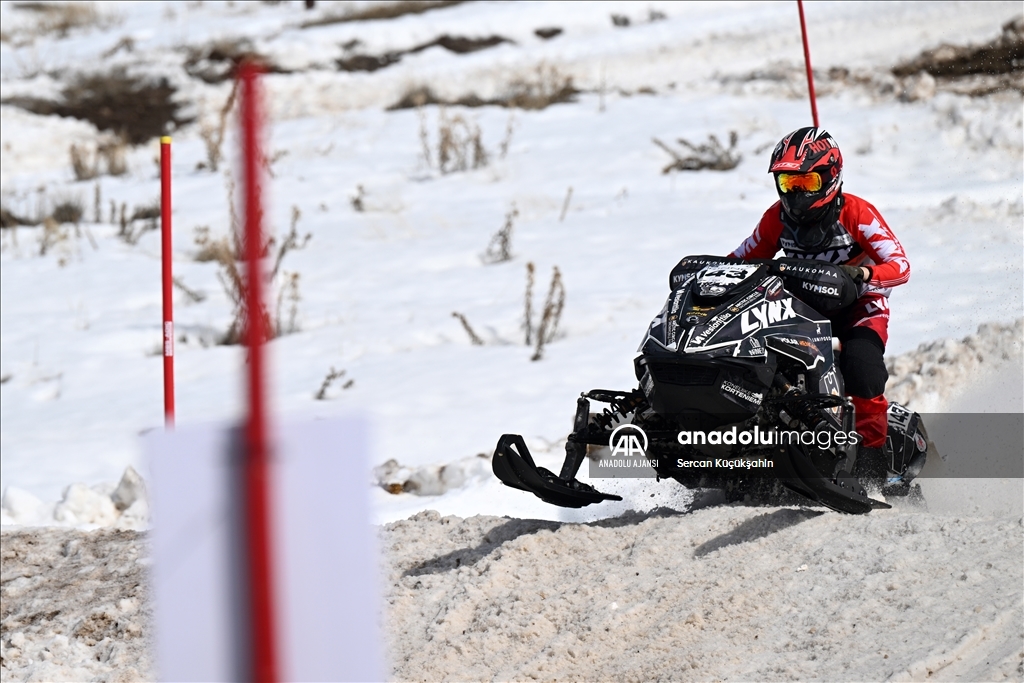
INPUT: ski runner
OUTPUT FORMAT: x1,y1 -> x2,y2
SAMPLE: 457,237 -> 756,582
729,127 -> 911,480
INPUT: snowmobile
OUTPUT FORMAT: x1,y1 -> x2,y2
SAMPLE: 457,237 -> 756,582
492,255 -> 929,514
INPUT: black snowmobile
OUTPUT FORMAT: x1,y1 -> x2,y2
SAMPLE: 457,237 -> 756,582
492,255 -> 929,514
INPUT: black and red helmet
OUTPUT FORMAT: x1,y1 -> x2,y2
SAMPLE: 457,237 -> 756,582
769,127 -> 843,225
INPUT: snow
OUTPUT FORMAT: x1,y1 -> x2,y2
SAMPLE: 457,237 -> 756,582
0,528 -> 153,683
0,0 -> 1022,680
3,505 -> 1021,681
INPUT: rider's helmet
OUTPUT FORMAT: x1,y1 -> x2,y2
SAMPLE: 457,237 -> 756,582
769,127 -> 843,227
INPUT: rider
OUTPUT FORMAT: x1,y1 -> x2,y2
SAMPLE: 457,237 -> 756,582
729,126 -> 910,477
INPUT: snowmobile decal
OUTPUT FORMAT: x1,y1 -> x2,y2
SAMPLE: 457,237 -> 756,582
764,334 -> 825,370
739,298 -> 796,333
695,264 -> 760,297
721,380 -> 764,407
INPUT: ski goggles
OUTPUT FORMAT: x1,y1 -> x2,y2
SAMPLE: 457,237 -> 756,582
776,172 -> 822,193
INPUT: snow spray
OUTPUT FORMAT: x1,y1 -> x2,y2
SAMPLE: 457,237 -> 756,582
796,0 -> 819,127
160,136 -> 174,427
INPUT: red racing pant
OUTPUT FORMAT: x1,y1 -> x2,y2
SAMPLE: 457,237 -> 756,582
833,294 -> 890,449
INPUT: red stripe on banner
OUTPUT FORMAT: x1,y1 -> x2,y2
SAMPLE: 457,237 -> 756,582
239,60 -> 279,683
797,0 -> 819,128
160,136 -> 175,428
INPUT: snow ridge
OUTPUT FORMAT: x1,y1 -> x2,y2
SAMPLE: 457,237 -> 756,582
885,318 -> 1023,411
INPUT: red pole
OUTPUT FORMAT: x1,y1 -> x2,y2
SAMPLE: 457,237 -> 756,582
160,136 -> 175,428
239,61 -> 279,683
797,0 -> 820,128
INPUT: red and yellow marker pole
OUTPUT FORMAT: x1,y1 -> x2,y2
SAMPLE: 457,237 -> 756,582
160,136 -> 175,428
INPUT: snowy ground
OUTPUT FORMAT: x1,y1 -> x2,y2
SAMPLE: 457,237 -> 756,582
1,0 -> 1022,524
0,1 -> 1022,680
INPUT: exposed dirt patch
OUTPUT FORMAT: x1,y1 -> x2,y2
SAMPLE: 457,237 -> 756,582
302,0 -> 468,29
184,39 -> 291,84
1,206 -> 36,229
894,16 -> 1023,78
2,69 -> 191,144
389,65 -> 578,111
5,1 -> 118,43
337,34 -> 512,73
534,27 -> 563,40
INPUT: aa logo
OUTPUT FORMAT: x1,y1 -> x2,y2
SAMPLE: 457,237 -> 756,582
609,424 -> 649,457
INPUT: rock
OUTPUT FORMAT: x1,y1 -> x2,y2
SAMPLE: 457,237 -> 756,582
111,465 -> 147,511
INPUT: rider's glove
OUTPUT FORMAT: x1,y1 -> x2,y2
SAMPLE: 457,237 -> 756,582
840,265 -> 872,284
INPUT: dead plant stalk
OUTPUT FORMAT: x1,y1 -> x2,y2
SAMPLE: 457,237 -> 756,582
452,312 -> 484,345
531,266 -> 565,361
483,205 -> 517,264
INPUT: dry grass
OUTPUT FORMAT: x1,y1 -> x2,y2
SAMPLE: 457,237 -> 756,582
653,132 -> 741,173
302,0 -> 468,29
192,225 -> 236,263
69,145 -> 96,181
69,136 -> 128,180
504,63 -> 579,110
498,111 -> 516,159
530,266 -> 565,362
198,80 -> 238,172
172,277 -> 207,303
314,367 -> 353,399
451,312 -> 484,345
482,205 -> 517,264
522,262 -> 535,345
350,185 -> 366,212
269,207 -> 312,280
559,186 -> 573,222
38,217 -> 69,256
195,203 -> 311,345
418,108 -> 488,174
116,201 -> 160,245
2,190 -> 94,234
275,271 -> 301,336
51,199 -> 83,225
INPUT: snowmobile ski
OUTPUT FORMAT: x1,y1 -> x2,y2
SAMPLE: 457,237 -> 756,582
492,434 -> 622,508
773,443 -> 891,514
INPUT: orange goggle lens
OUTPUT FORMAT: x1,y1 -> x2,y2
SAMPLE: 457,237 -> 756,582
777,172 -> 822,193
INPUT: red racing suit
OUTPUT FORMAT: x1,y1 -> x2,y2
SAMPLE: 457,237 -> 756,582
729,193 -> 910,447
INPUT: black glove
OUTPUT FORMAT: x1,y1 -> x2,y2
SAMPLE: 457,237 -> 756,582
840,265 -> 871,284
